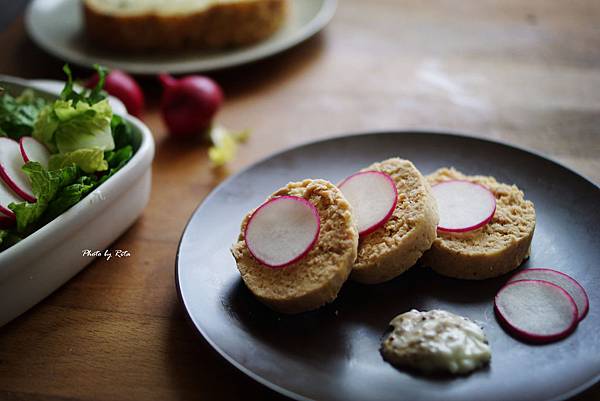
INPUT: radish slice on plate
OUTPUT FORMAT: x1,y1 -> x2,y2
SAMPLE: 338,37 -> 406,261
509,269 -> 589,321
495,280 -> 578,343
338,171 -> 397,236
245,196 -> 320,268
431,180 -> 496,233
0,138 -> 35,203
19,137 -> 50,168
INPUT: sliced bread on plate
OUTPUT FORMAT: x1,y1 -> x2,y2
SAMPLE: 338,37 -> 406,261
83,0 -> 288,52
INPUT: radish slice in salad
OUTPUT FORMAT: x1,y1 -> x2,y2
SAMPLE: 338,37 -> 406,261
0,137 -> 35,203
0,179 -> 19,219
431,180 -> 496,233
245,196 -> 320,268
338,171 -> 398,236
0,213 -> 14,228
494,279 -> 578,343
19,137 -> 50,168
509,268 -> 589,321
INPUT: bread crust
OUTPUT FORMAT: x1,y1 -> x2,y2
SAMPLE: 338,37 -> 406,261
420,168 -> 536,280
351,158 -> 439,284
83,0 -> 287,52
231,179 -> 358,314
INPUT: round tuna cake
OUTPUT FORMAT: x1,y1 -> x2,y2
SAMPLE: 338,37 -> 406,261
351,158 -> 439,284
421,168 -> 536,280
231,179 -> 358,314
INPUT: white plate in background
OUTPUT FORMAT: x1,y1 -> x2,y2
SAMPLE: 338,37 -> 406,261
25,0 -> 337,74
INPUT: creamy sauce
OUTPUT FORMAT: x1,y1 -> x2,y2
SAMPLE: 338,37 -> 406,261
381,309 -> 491,374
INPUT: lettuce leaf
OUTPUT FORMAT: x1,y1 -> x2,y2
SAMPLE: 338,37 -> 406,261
0,88 -> 47,139
44,176 -> 96,221
31,64 -> 114,168
8,162 -> 78,234
59,64 -> 108,106
33,98 -> 114,155
49,148 -> 108,173
0,229 -> 20,251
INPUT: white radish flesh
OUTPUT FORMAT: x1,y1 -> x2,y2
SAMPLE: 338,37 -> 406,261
245,196 -> 320,268
495,280 -> 578,343
20,136 -> 50,168
0,138 -> 35,203
509,269 -> 589,321
432,180 -> 496,233
0,179 -> 19,219
338,171 -> 397,236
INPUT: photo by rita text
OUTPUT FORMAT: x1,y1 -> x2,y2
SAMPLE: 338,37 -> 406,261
82,249 -> 131,261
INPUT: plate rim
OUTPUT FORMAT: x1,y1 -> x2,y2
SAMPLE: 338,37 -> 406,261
175,130 -> 600,401
24,0 -> 338,74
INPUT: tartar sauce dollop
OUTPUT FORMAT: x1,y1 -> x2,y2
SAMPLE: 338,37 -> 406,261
381,309 -> 491,374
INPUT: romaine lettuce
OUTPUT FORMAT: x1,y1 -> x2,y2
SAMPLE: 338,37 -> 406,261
9,162 -> 78,234
32,65 -> 114,172
49,148 -> 108,173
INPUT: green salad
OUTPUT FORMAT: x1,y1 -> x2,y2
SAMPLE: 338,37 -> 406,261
0,65 -> 136,251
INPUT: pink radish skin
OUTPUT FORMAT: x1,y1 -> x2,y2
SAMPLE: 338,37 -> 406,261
19,137 -> 50,168
244,196 -> 321,268
0,207 -> 14,219
495,279 -> 578,343
338,171 -> 398,236
159,73 -> 223,137
0,138 -> 35,203
432,180 -> 496,233
509,268 -> 589,321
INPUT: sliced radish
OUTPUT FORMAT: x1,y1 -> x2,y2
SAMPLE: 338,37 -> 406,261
244,196 -> 320,268
495,280 -> 578,343
0,179 -> 19,219
0,213 -> 14,228
19,137 -> 50,168
509,269 -> 589,321
0,138 -> 35,203
431,180 -> 496,233
338,171 -> 398,236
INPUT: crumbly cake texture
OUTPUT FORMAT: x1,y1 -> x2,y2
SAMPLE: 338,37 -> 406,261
420,168 -> 536,280
83,0 -> 287,52
351,158 -> 439,284
231,179 -> 359,314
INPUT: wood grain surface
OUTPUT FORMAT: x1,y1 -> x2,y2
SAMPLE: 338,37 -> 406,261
0,1 -> 598,400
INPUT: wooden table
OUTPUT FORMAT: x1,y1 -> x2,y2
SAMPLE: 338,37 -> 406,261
0,1 -> 598,400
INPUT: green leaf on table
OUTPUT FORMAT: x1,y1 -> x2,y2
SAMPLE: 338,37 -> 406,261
208,125 -> 250,167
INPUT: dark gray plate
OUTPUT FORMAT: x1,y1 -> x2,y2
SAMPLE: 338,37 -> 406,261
176,131 -> 600,401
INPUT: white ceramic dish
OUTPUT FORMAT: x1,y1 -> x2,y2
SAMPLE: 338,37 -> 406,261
25,0 -> 337,74
0,76 -> 155,327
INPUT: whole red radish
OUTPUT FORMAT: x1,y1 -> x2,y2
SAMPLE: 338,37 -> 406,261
87,70 -> 145,117
159,73 -> 223,138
